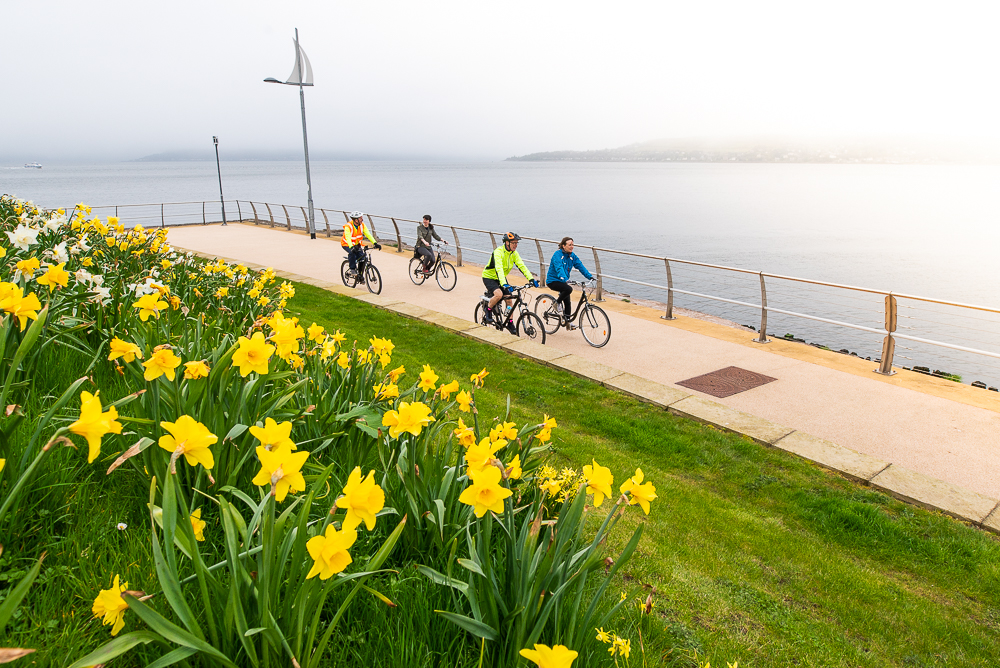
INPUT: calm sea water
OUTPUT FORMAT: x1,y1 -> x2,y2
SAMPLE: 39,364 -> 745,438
3,160 -> 999,384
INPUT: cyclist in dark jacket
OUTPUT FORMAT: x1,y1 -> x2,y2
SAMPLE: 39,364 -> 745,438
415,215 -> 446,272
546,237 -> 594,324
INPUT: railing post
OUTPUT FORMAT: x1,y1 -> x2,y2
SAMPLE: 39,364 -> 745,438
160,203 -> 164,229
202,201 -> 206,225
321,209 -> 330,237
236,200 -> 242,222
115,205 -> 118,218
250,201 -> 259,224
389,217 -> 402,252
366,214 -> 378,243
452,228 -> 462,266
661,258 -> 675,320
876,293 -> 898,375
282,205 -> 291,230
265,203 -> 275,227
534,238 -> 546,281
489,232 -> 497,250
300,206 -> 308,230
591,247 -> 604,301
753,272 -> 770,343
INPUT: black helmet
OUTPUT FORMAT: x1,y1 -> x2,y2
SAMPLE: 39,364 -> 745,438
503,232 -> 521,243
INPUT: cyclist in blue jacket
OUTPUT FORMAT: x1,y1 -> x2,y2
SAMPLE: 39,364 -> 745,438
546,237 -> 594,326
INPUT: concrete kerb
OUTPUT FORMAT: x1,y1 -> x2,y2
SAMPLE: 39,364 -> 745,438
165,254 -> 1000,536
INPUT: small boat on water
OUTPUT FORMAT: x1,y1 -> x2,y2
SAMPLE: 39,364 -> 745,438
24,163 -> 42,169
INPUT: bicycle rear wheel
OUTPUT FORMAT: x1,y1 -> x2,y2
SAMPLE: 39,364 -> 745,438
473,300 -> 492,326
517,312 -> 546,344
408,257 -> 427,285
365,264 -> 382,294
340,260 -> 358,288
436,261 -> 457,291
579,304 -> 611,347
533,294 -> 562,335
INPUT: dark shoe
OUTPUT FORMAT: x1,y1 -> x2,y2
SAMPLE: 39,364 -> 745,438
483,309 -> 494,324
506,320 -> 517,335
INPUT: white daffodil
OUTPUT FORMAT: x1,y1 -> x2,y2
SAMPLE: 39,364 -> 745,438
93,286 -> 112,304
91,274 -> 104,287
6,224 -> 39,251
43,214 -> 66,232
74,269 -> 93,284
51,241 -> 69,263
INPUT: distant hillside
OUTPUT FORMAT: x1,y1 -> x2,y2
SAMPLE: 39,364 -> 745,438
507,138 -> 999,165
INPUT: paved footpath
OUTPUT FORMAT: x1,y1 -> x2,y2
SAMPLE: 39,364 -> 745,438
168,223 -> 1000,530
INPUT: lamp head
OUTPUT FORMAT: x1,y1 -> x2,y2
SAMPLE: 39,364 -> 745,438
263,77 -> 281,84
213,136 -> 218,145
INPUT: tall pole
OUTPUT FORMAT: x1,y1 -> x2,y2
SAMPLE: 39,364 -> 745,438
213,136 -> 227,226
295,28 -> 316,239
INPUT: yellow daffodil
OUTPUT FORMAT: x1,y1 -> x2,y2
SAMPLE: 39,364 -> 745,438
169,295 -> 181,310
158,416 -> 217,470
490,421 -> 518,442
381,401 -> 435,439
356,349 -> 371,365
336,467 -> 386,531
543,414 -> 557,429
305,524 -> 357,580
0,285 -> 42,331
108,337 -> 143,363
319,337 -> 337,360
0,459 -> 4,473
307,322 -> 325,342
438,380 -> 459,400
215,287 -> 228,298
470,368 -> 489,388
16,257 -> 40,277
143,347 -> 181,382
36,262 -> 69,291
251,445 -> 309,502
369,336 -> 395,356
336,352 -> 350,369
582,460 -> 614,507
596,628 -> 611,643
232,331 -> 276,376
453,418 -> 477,447
456,390 -> 473,413
540,477 -> 562,497
69,390 -> 123,463
248,287 -> 261,299
418,364 -> 438,392
190,508 -> 206,541
183,360 -> 210,380
92,575 -> 129,636
258,295 -> 270,307
612,636 -> 631,659
132,293 -> 168,321
536,427 -> 553,443
373,382 -> 399,400
459,466 -> 512,518
269,318 -> 304,359
249,417 -> 296,451
388,365 -> 405,383
519,644 -> 579,668
378,352 -> 391,368
331,330 -> 346,344
465,437 -> 502,476
506,454 -> 522,480
279,281 -> 295,299
620,468 -> 657,515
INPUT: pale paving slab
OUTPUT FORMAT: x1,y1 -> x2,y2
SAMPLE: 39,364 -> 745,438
419,311 -> 479,333
981,506 -> 1000,534
869,464 -> 999,525
549,355 -> 625,383
351,293 -> 403,308
772,431 -> 890,482
383,302 -> 432,320
324,285 -> 363,297
461,326 -> 522,347
603,373 -> 691,409
669,396 -> 794,445
503,339 -> 571,364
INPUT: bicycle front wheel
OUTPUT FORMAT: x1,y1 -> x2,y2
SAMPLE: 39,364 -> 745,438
579,304 -> 611,347
340,260 -> 358,288
533,294 -> 562,335
517,312 -> 546,344
408,257 -> 427,285
436,261 -> 457,291
365,264 -> 383,294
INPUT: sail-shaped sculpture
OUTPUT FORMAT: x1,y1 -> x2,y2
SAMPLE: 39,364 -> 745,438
285,40 -> 314,86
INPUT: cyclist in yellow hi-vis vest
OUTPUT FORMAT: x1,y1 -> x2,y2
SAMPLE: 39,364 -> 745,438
481,232 -> 538,324
342,211 -> 380,284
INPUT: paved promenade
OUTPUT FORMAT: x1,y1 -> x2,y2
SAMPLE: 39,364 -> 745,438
168,223 -> 1000,528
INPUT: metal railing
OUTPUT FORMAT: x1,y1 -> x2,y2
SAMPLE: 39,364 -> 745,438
71,199 -> 1000,387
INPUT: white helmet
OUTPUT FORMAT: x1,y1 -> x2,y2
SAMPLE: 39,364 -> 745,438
350,211 -> 364,220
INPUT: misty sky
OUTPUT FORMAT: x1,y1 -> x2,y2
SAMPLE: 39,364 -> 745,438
4,0 -> 1000,161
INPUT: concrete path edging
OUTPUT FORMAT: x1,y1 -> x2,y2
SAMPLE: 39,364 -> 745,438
180,247 -> 1000,535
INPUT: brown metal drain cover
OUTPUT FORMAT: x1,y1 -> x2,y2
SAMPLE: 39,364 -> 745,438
676,366 -> 777,398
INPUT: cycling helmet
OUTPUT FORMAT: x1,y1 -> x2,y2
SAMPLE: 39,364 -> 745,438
350,211 -> 364,220
503,232 -> 521,243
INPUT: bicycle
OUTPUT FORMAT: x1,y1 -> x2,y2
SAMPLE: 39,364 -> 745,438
533,279 -> 611,347
473,284 -> 546,344
408,242 -> 457,291
340,245 -> 383,295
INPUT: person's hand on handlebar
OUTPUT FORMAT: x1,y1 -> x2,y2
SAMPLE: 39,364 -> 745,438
503,283 -> 513,291
530,279 -> 539,288
374,243 -> 382,250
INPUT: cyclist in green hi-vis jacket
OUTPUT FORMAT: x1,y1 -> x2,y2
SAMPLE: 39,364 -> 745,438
481,232 -> 538,323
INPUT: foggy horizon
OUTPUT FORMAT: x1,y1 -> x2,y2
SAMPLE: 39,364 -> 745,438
4,1 -> 1000,163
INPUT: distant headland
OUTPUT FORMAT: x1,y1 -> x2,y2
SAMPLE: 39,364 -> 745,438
506,137 -> 1000,165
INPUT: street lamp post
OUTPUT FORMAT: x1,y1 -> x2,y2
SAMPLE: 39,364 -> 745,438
264,28 -> 317,239
213,136 -> 227,226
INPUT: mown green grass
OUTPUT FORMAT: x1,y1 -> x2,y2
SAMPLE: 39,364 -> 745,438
4,280 -> 999,667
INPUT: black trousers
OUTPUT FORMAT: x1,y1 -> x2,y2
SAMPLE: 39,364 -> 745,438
347,246 -> 365,271
415,245 -> 434,269
547,281 -> 573,316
